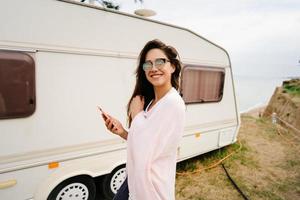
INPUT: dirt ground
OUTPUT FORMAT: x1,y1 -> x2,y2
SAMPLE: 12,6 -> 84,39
175,109 -> 300,200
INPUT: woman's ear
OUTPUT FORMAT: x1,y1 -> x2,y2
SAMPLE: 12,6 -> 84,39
171,64 -> 176,73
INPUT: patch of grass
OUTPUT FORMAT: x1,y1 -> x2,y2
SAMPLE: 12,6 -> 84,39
259,123 -> 279,140
243,116 -> 279,140
256,190 -> 284,200
231,161 -> 300,200
225,140 -> 260,169
286,159 -> 300,168
233,176 -> 284,200
176,175 -> 194,197
177,144 -> 237,173
240,114 -> 255,119
200,147 -> 229,166
194,197 -> 206,200
240,156 -> 259,168
277,179 -> 300,192
255,118 -> 273,129
176,113 -> 300,200
177,160 -> 198,172
176,139 -> 257,175
255,117 -> 268,124
256,178 -> 300,200
283,84 -> 300,96
200,143 -> 246,167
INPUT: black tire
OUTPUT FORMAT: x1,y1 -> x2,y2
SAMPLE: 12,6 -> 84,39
100,164 -> 126,199
47,175 -> 96,200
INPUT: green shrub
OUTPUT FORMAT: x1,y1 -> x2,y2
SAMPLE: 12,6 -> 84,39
283,80 -> 300,95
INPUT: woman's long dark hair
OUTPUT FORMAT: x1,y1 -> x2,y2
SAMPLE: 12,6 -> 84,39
127,39 -> 182,126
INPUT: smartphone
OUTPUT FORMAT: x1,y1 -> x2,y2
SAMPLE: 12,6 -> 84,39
97,106 -> 110,120
97,106 -> 116,130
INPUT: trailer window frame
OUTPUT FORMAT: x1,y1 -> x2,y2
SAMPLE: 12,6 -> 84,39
0,50 -> 36,119
180,65 -> 225,104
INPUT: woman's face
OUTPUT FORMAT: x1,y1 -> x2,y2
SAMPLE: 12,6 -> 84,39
144,48 -> 175,89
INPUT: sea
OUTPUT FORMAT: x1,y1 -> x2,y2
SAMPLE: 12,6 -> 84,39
233,75 -> 295,113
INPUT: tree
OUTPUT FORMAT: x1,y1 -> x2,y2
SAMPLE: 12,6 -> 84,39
81,0 -> 143,10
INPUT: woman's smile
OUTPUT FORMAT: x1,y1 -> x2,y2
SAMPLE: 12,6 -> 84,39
149,72 -> 163,78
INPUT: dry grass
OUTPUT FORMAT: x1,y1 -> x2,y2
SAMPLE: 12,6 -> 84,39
175,114 -> 300,200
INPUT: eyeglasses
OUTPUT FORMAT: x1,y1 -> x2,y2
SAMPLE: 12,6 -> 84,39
142,58 -> 170,71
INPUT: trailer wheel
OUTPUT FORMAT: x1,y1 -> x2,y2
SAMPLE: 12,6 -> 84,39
101,164 -> 126,199
47,175 -> 96,200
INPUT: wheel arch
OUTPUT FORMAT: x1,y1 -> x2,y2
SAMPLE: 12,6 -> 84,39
98,160 -> 126,178
34,169 -> 95,200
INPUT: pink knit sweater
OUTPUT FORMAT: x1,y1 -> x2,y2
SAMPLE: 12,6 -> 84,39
126,88 -> 185,200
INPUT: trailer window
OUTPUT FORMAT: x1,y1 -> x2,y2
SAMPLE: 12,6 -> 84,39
181,65 -> 225,104
0,50 -> 35,119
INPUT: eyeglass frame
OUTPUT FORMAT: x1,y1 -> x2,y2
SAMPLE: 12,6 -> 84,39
142,58 -> 170,71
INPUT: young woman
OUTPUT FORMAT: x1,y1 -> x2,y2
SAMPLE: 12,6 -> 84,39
102,39 -> 185,200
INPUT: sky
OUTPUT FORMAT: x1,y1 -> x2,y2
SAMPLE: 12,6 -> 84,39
109,0 -> 300,78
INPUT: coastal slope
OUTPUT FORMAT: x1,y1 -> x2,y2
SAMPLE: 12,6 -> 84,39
263,79 -> 300,130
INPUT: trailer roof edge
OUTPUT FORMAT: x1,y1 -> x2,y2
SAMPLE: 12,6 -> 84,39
57,0 -> 231,68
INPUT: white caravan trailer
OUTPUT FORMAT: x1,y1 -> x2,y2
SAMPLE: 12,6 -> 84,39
0,0 -> 240,199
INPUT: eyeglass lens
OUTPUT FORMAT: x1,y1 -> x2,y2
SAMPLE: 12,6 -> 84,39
143,58 -> 168,71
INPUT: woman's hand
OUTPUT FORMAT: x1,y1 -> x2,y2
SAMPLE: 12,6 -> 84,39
129,95 -> 145,120
101,114 -> 128,139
